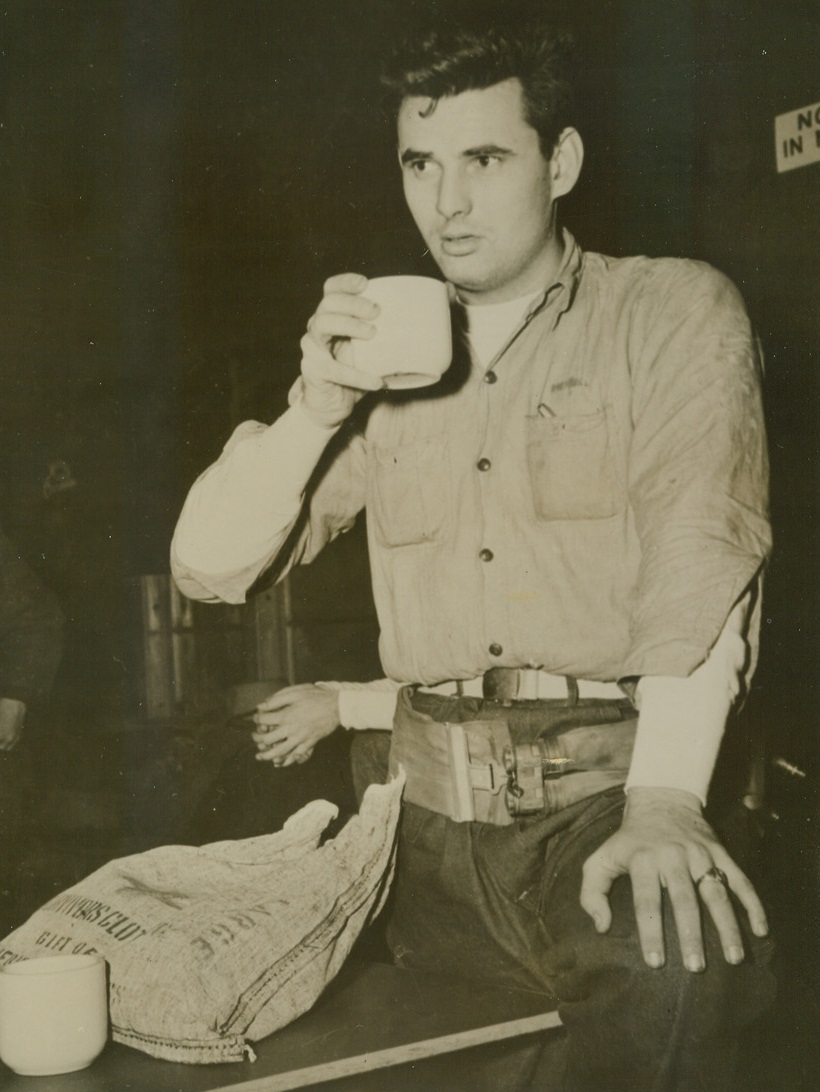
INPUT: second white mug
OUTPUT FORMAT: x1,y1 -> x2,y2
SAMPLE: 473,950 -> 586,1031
0,953 -> 109,1076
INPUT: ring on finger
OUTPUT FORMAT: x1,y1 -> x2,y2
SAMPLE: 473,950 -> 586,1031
694,866 -> 729,892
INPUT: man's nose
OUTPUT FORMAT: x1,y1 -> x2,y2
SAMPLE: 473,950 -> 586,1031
436,167 -> 471,219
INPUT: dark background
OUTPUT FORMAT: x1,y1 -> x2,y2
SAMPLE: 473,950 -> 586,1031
0,1 -> 816,1085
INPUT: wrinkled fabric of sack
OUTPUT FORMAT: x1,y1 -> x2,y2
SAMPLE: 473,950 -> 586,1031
0,774 -> 404,1064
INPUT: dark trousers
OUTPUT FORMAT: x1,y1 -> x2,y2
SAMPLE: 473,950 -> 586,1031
351,692 -> 777,1092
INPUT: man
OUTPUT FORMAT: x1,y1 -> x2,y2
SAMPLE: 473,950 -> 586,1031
172,14 -> 775,1089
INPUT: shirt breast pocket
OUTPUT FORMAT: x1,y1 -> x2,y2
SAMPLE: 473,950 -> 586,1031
371,434 -> 450,548
526,409 -> 621,521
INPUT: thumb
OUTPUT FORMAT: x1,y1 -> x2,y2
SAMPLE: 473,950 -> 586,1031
580,849 -> 617,933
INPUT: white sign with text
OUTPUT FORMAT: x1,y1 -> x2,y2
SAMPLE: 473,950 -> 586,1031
775,100 -> 820,173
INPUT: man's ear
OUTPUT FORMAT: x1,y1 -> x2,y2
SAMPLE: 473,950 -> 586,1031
550,127 -> 584,199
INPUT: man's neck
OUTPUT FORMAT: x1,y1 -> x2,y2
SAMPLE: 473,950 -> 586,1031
456,225 -> 565,306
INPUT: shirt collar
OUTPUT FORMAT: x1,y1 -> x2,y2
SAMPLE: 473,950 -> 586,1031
445,228 -> 583,329
523,229 -> 583,328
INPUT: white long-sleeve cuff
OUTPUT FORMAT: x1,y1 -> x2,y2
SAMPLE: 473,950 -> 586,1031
625,594 -> 751,805
316,680 -> 400,731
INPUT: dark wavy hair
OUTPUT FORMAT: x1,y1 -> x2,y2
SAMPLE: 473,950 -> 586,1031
380,11 -> 577,158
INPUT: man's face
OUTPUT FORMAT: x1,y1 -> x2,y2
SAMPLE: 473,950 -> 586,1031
397,78 -> 560,304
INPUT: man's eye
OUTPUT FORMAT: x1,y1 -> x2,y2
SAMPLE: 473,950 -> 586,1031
475,154 -> 501,168
410,159 -> 432,175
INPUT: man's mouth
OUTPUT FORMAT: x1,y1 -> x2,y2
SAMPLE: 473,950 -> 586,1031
439,233 -> 480,256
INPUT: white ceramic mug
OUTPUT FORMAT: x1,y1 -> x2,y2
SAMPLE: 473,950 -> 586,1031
351,275 -> 452,389
0,954 -> 108,1076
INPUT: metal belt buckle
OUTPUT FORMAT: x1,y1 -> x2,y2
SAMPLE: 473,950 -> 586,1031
483,667 -> 521,702
503,740 -> 576,817
483,665 -> 560,703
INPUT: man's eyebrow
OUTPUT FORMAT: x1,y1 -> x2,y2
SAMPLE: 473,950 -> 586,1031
400,144 -> 514,165
463,144 -> 513,156
400,148 -> 432,165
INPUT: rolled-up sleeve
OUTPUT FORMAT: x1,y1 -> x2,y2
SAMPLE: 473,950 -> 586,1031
621,263 -> 771,679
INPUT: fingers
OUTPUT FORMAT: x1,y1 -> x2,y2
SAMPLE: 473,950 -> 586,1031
253,737 -> 292,762
308,306 -> 377,348
300,332 -> 384,394
632,850 -> 739,973
642,849 -> 766,973
255,684 -> 313,712
250,686 -> 340,765
584,799 -> 770,977
256,750 -> 309,767
283,748 -> 314,767
254,694 -> 291,714
307,275 -> 380,355
254,733 -> 314,767
694,866 -> 744,966
257,749 -> 310,766
583,843 -> 743,973
691,851 -> 768,965
254,733 -> 299,763
629,856 -> 666,968
323,272 -> 369,296
252,717 -> 315,764
579,849 -> 617,934
298,273 -> 385,427
720,857 -> 769,939
255,748 -> 285,764
251,714 -> 294,754
663,857 -> 706,972
252,716 -> 295,743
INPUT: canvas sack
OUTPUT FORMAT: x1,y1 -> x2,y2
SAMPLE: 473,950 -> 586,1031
0,775 -> 404,1064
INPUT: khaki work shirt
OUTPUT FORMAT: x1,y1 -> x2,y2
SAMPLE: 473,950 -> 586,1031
272,235 -> 770,687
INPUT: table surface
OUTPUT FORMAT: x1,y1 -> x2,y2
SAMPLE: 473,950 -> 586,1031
0,961 -> 561,1092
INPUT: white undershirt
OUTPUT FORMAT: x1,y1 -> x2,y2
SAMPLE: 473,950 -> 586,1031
463,292 -> 543,368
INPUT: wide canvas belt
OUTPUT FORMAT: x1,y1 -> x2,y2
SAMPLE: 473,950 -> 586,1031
389,686 -> 637,826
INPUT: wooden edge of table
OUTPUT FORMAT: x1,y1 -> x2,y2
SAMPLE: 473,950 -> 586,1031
0,961 -> 562,1091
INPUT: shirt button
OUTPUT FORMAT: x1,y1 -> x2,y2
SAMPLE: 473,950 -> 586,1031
477,457 -> 491,472
489,642 -> 503,656
484,370 -> 498,384
479,548 -> 494,562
